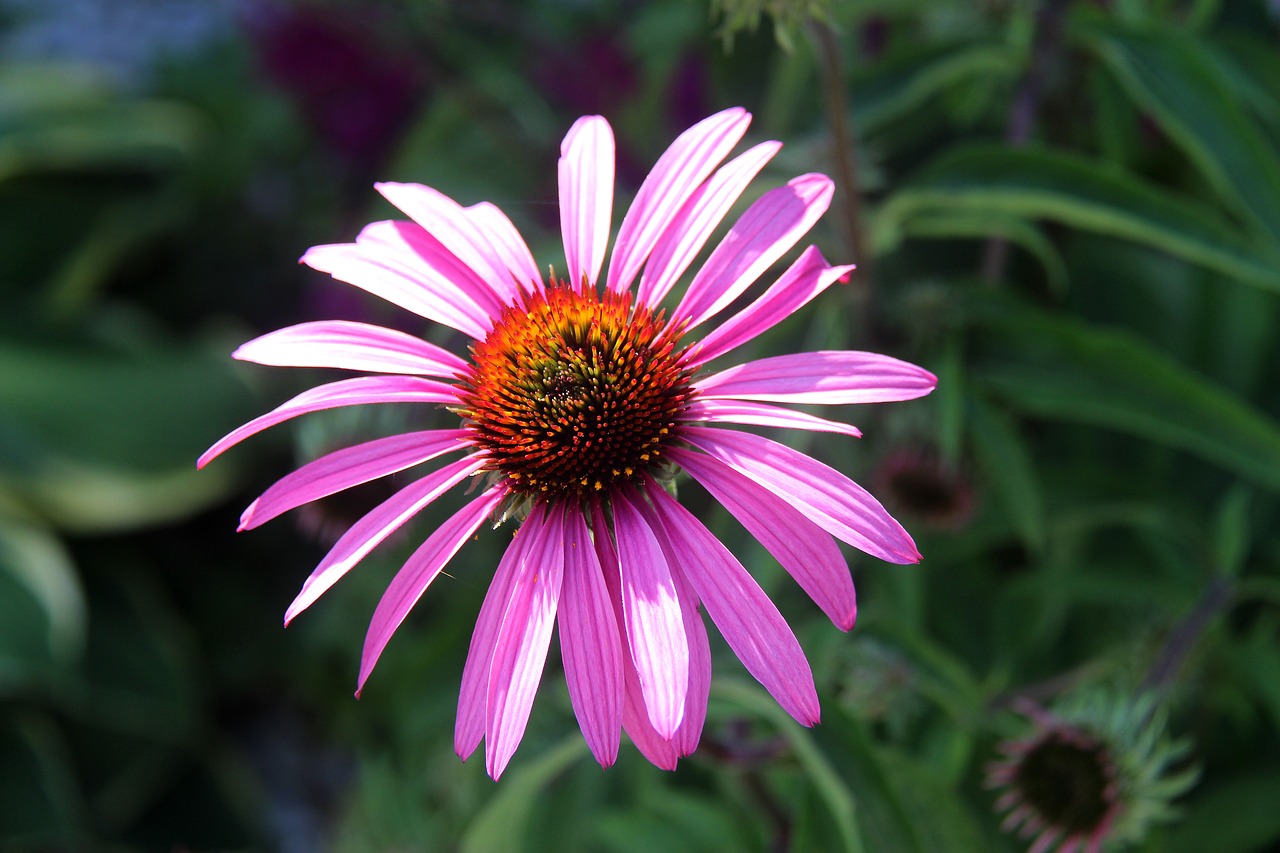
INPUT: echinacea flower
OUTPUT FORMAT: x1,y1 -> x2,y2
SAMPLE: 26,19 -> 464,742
987,694 -> 1196,853
200,108 -> 937,778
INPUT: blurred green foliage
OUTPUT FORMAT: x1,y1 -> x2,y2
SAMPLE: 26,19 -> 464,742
2,0 -> 1279,850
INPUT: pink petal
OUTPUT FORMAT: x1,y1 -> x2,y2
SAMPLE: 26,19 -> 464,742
283,455 -> 484,624
684,426 -> 921,564
636,141 -> 780,311
557,507 -> 623,768
559,115 -> 614,290
456,505 -> 545,761
301,223 -> 496,339
694,350 -> 938,405
631,494 -> 713,757
611,490 -> 689,739
605,108 -> 751,295
198,376 -> 459,468
590,501 -> 681,770
357,486 -> 504,693
643,478 -> 821,725
668,446 -> 857,630
463,201 -> 542,294
233,320 -> 468,377
680,399 -> 862,438
376,183 -> 523,305
486,503 -> 567,779
673,174 -> 834,329
685,247 -> 852,367
239,429 -> 471,531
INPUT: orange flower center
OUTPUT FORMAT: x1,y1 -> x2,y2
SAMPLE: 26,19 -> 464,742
455,283 -> 694,497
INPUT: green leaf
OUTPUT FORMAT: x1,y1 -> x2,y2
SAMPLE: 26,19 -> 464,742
0,341 -> 256,532
970,300 -> 1280,493
1087,27 -> 1280,242
876,210 -> 1067,291
712,679 -> 867,853
1211,484 -> 1251,577
877,144 -> 1280,292
854,42 -> 1020,135
1207,31 -> 1280,134
0,100 -> 204,182
1166,769 -> 1280,853
0,715 -> 84,845
967,394 -> 1046,553
874,745 -> 992,853
460,736 -> 587,853
0,518 -> 84,689
934,336 -> 967,467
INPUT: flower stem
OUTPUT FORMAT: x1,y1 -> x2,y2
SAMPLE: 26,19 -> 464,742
980,0 -> 1071,283
809,20 -> 871,285
1141,576 -> 1234,693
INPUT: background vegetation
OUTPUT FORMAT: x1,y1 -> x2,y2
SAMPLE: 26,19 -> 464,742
2,0 -> 1278,850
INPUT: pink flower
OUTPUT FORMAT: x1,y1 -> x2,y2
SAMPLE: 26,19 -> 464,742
200,108 -> 936,779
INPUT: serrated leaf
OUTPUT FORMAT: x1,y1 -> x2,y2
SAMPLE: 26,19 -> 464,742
877,145 -> 1280,292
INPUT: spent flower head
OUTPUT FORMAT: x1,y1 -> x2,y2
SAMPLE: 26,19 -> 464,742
988,692 -> 1197,853
200,108 -> 936,778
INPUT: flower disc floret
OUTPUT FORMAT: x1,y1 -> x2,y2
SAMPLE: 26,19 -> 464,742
455,283 -> 694,497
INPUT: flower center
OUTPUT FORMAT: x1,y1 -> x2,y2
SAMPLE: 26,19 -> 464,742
455,283 -> 694,498
1013,732 -> 1115,834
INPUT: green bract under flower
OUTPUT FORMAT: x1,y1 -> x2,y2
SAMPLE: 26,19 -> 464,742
988,692 -> 1197,853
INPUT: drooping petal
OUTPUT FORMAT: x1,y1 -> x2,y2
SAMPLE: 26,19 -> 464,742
685,247 -> 852,367
557,508 -> 623,768
559,115 -> 614,290
684,426 -> 921,564
632,494 -> 713,757
611,489 -> 689,739
240,429 -> 471,530
234,320 -> 468,378
636,141 -> 780,311
301,224 -> 495,339
357,486 -> 504,693
606,108 -> 751,295
463,201 -> 541,293
694,350 -> 938,405
376,183 -> 523,305
591,501 -> 681,770
486,503 -> 567,779
643,478 -> 821,725
456,505 -> 545,761
283,455 -> 484,624
668,446 -> 857,630
198,376 -> 460,468
673,174 -> 834,329
680,399 -> 862,438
